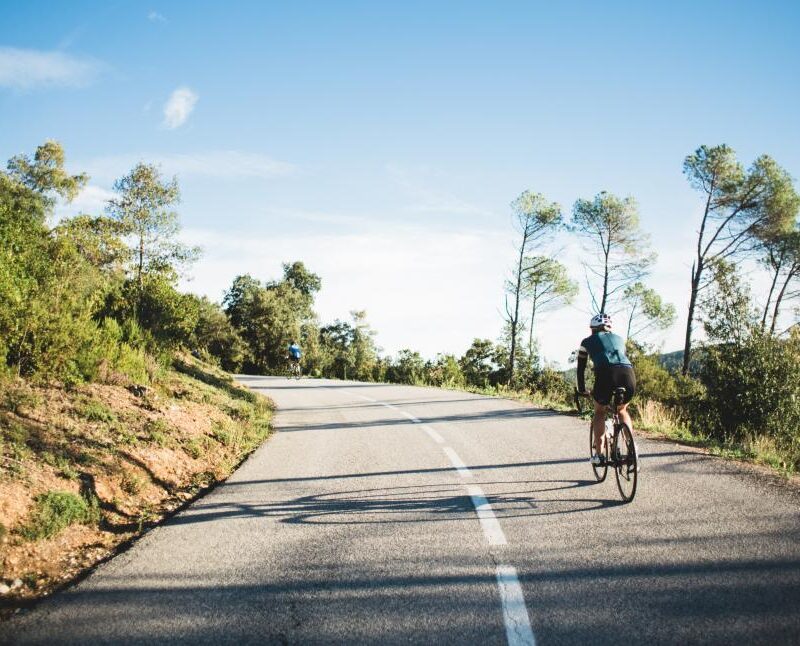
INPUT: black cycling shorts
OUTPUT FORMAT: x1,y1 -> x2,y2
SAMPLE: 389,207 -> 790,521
592,364 -> 636,406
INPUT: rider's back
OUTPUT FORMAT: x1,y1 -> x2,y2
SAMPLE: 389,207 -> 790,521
579,331 -> 630,368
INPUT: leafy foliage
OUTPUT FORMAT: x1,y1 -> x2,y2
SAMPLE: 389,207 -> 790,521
681,144 -> 800,373
571,191 -> 656,314
622,282 -> 676,342
697,330 -> 800,467
504,191 -> 563,384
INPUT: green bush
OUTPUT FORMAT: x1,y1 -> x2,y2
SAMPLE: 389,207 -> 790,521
386,350 -> 427,385
625,341 -> 681,414
696,330 -> 800,468
144,418 -> 173,446
425,354 -> 466,388
528,367 -> 574,406
77,318 -> 150,384
20,491 -> 100,541
2,382 -> 42,414
75,397 -> 117,423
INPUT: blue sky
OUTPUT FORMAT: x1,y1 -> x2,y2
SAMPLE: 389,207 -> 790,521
2,1 -> 799,362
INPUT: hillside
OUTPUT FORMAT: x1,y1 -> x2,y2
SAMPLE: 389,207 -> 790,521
0,354 -> 272,612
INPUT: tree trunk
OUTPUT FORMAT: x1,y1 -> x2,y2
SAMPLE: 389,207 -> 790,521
627,302 -> 637,340
762,265 -> 780,331
528,292 -> 538,363
600,245 -> 610,313
136,233 -> 145,319
508,244 -> 525,384
682,261 -> 702,375
769,270 -> 796,335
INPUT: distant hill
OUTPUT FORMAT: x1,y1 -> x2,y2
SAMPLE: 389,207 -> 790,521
658,349 -> 684,372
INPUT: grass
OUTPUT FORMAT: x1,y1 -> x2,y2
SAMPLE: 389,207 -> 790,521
119,470 -> 144,495
20,491 -> 100,541
74,398 -> 117,424
1,382 -> 42,415
143,418 -> 173,447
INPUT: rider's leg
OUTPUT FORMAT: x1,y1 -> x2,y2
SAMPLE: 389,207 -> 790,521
617,403 -> 633,431
592,400 -> 606,454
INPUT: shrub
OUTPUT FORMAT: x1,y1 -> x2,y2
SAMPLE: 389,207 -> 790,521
386,349 -> 427,385
120,470 -> 143,495
1,382 -> 41,414
20,491 -> 100,541
144,418 -> 173,446
696,330 -> 800,468
75,397 -> 117,423
425,354 -> 466,388
626,342 -> 679,405
528,367 -> 574,406
79,318 -> 150,385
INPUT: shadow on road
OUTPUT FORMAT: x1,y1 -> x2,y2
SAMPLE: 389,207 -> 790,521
7,555 -> 799,645
166,480 -> 625,529
276,407 -> 565,433
214,451 -> 695,487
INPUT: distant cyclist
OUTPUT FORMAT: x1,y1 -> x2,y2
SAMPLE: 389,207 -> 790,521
577,313 -> 636,466
287,340 -> 302,364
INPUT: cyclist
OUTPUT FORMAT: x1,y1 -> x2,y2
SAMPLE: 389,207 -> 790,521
576,313 -> 636,466
287,340 -> 302,367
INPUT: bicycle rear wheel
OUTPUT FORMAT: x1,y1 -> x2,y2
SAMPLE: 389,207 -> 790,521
590,423 -> 607,482
613,423 -> 638,502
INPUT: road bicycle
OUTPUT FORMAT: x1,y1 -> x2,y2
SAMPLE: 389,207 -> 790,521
575,387 -> 639,502
286,358 -> 302,380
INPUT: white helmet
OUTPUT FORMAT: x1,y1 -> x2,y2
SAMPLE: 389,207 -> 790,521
590,313 -> 612,329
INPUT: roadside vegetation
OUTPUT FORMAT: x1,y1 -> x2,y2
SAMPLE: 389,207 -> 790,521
1,139 -> 798,606
190,144 -> 799,478
0,143 -> 271,608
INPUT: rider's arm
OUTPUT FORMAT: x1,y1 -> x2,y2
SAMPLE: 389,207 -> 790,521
577,346 -> 588,393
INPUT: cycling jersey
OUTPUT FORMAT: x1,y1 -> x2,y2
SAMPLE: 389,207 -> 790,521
577,331 -> 634,402
578,331 -> 631,368
288,344 -> 301,359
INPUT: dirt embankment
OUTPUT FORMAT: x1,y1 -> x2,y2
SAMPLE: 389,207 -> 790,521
0,355 -> 272,615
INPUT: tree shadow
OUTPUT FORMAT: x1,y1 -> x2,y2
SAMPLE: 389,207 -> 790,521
4,555 -> 799,645
167,479 -> 621,529
276,406 -> 563,433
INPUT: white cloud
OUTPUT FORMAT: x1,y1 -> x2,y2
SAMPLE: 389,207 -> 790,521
0,47 -> 102,90
162,87 -> 198,129
147,11 -> 167,23
54,185 -> 116,221
82,151 -> 296,182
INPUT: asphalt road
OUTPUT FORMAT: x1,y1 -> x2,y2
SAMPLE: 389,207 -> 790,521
4,377 -> 800,645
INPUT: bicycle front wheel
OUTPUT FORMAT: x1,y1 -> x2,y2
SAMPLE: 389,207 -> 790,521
613,423 -> 638,502
590,423 -> 607,482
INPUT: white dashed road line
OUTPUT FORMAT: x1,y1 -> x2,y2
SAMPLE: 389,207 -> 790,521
421,424 -> 445,444
341,387 -> 535,646
443,446 -> 473,478
466,485 -> 507,546
496,565 -> 536,646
